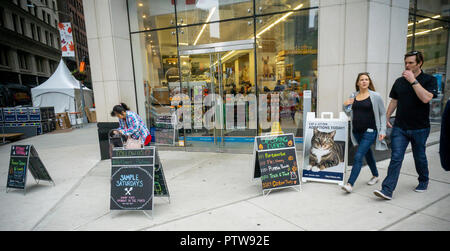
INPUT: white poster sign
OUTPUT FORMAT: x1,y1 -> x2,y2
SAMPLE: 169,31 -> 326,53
58,23 -> 75,58
302,112 -> 348,186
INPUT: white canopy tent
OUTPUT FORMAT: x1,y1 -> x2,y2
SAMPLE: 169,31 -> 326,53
31,59 -> 94,118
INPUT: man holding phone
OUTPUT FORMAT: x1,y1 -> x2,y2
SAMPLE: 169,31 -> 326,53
374,51 -> 438,200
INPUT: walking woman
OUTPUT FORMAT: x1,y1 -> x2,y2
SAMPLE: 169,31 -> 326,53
341,73 -> 388,193
111,103 -> 152,147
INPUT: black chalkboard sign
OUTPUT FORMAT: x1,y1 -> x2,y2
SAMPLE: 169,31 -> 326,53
155,114 -> 176,146
28,146 -> 53,182
154,154 -> 169,197
7,155 -> 28,189
253,134 -> 300,194
110,146 -> 171,211
6,145 -> 54,193
110,165 -> 154,210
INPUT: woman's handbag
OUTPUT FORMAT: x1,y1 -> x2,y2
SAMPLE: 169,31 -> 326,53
124,136 -> 143,149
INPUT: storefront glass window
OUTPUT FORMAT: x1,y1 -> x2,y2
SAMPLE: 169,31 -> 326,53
408,0 -> 450,122
176,0 -> 253,26
128,0 -> 176,32
128,1 -> 318,152
255,0 -> 318,15
131,28 -> 178,126
257,9 -> 318,136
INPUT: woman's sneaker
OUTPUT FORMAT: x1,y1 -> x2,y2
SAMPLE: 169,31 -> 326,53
367,177 -> 379,186
341,184 -> 353,193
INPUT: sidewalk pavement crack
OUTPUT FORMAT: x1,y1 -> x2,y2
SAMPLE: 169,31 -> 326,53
378,193 -> 450,231
246,200 -> 307,231
134,194 -> 262,231
30,160 -> 102,231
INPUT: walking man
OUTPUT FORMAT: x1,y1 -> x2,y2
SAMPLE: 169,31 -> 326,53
374,51 -> 438,200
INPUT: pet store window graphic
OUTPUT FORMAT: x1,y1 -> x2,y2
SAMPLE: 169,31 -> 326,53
58,23 -> 75,58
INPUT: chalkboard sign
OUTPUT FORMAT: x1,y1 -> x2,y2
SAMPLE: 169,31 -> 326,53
111,148 -> 154,158
253,134 -> 300,194
28,146 -> 53,182
110,165 -> 154,210
7,155 -> 28,189
155,114 -> 176,146
154,154 -> 169,197
6,145 -> 54,192
256,134 -> 295,151
110,146 -> 170,211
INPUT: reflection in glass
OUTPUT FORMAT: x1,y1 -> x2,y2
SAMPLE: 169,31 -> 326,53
176,0 -> 253,26
131,29 -> 179,129
128,0 -> 176,32
128,1 -> 319,151
257,10 -> 318,137
178,17 -> 254,46
256,0 -> 318,15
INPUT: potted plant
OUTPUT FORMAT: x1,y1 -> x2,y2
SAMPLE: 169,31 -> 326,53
72,70 -> 87,81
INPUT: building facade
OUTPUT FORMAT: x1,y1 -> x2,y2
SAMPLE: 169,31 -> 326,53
0,0 -> 61,87
83,0 -> 450,153
57,0 -> 91,88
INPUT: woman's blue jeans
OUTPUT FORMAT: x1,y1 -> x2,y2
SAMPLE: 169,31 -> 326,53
348,130 -> 379,186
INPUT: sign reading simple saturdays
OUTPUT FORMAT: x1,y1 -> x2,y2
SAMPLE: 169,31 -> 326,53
253,134 -> 300,195
6,145 -> 54,193
110,147 -> 170,212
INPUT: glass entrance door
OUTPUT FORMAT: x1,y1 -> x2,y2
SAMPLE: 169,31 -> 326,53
178,40 -> 256,153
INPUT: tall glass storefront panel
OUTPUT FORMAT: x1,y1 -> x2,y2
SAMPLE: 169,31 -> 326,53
255,0 -> 318,15
408,0 -> 450,123
128,0 -> 318,153
257,9 -> 318,137
128,0 -> 176,31
176,0 -> 253,26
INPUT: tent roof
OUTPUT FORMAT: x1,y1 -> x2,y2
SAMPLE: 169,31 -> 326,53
31,59 -> 91,92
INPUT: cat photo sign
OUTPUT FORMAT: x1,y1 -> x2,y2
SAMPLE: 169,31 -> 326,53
302,112 -> 348,186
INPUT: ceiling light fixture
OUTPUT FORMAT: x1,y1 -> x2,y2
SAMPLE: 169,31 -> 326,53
193,7 -> 217,45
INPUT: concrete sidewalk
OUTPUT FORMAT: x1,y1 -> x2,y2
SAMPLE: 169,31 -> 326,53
1,124 -> 449,231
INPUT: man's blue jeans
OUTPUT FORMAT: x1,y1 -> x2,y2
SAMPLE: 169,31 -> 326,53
380,126 -> 430,197
348,130 -> 379,186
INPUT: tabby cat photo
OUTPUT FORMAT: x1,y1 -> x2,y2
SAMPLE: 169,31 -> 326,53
308,129 -> 344,171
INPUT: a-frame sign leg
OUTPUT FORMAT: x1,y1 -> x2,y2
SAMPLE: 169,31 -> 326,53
143,210 -> 153,220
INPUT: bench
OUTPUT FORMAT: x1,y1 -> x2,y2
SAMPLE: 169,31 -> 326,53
1,133 -> 25,143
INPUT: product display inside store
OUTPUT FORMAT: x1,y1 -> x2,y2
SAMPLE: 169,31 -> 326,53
129,0 -> 318,152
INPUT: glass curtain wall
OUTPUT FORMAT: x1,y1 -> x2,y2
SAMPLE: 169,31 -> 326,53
128,0 -> 318,152
408,0 -> 450,123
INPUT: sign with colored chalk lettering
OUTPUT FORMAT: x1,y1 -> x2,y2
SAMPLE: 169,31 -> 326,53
6,145 -> 54,193
154,153 -> 170,197
7,155 -> 28,189
110,147 -> 170,211
155,114 -> 176,146
253,134 -> 300,194
110,165 -> 155,210
110,147 -> 155,210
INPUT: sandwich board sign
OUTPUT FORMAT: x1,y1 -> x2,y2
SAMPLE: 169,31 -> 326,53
6,145 -> 55,194
155,113 -> 177,146
302,112 -> 348,186
110,146 -> 170,217
253,133 -> 301,196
